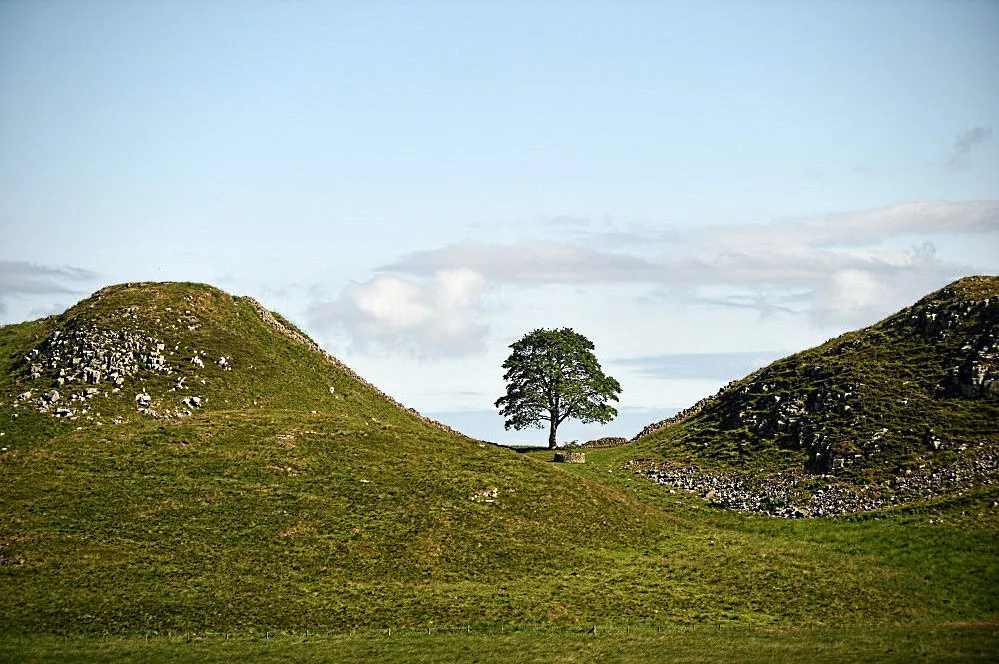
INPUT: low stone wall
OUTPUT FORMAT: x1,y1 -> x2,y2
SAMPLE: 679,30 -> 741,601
582,436 -> 628,448
628,443 -> 999,517
554,452 -> 586,464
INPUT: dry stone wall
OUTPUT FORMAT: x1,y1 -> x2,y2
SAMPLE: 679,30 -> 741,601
630,442 -> 999,518
633,385 -> 735,440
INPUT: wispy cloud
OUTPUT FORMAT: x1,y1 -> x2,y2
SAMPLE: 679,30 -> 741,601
392,241 -> 662,284
307,200 -> 995,356
390,201 -> 996,282
0,261 -> 96,295
646,286 -> 807,319
615,351 -> 783,381
381,200 -> 996,327
947,126 -> 993,171
705,200 -> 999,248
0,261 -> 97,321
307,268 -> 490,358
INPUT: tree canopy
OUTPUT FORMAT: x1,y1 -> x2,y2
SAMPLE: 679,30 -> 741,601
495,327 -> 622,448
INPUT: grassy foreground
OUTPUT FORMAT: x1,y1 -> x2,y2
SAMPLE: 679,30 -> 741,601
3,282 -> 997,660
5,411 -> 998,633
3,625 -> 998,663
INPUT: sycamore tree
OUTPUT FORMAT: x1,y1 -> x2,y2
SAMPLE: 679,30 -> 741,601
495,327 -> 622,449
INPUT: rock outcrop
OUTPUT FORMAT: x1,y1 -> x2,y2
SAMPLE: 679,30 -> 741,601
11,302 -> 216,421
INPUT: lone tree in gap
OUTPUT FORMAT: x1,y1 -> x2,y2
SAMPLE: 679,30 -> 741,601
495,327 -> 622,448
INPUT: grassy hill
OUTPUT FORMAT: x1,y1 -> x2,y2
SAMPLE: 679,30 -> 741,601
1,281 -> 997,647
1,281 -> 456,434
630,276 -> 999,516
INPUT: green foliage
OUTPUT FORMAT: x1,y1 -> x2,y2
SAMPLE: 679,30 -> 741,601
495,328 -> 622,448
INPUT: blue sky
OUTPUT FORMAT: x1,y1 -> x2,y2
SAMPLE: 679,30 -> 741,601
2,1 -> 997,444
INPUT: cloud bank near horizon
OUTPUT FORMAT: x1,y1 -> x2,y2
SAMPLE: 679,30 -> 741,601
309,200 -> 998,357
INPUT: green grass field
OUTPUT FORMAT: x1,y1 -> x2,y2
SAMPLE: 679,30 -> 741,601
3,625 -> 998,664
5,414 -> 997,634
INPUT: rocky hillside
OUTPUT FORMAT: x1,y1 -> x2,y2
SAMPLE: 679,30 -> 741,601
0,282 -> 458,440
633,276 -> 999,515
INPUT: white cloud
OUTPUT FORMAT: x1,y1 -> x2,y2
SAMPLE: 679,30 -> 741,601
352,277 -> 430,329
308,268 -> 490,358
380,200 -> 996,328
809,269 -> 888,327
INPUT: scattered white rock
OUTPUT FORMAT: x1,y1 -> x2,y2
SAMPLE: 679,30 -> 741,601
471,487 -> 500,503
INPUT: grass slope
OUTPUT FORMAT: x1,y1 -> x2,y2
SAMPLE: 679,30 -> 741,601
1,281 -> 997,646
636,276 -> 999,486
4,625 -> 998,664
528,443 -> 999,622
0,282 -> 420,431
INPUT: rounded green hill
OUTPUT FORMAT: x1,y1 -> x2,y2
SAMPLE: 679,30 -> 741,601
632,276 -> 999,516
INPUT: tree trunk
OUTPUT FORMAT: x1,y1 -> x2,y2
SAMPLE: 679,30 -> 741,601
548,419 -> 558,448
